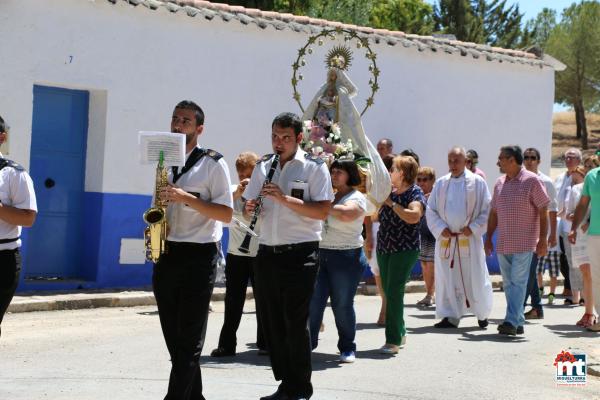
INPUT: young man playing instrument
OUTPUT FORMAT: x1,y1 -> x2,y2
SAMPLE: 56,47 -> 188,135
244,112 -> 333,400
152,101 -> 233,400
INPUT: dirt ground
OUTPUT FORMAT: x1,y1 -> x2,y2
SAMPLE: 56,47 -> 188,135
552,111 -> 600,166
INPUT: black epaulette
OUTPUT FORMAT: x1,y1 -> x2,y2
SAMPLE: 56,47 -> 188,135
204,149 -> 223,162
257,154 -> 274,164
304,153 -> 324,165
0,158 -> 25,172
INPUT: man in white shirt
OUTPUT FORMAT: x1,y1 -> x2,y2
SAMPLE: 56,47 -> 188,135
522,148 -> 558,319
426,147 -> 493,329
152,101 -> 233,400
244,112 -> 333,400
0,115 -> 37,338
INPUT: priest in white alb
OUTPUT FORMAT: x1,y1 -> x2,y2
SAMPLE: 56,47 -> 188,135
426,147 -> 493,328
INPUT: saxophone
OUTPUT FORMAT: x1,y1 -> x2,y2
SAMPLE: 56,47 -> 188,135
143,151 -> 168,262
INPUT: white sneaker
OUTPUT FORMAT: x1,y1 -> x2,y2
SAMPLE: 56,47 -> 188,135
340,351 -> 356,363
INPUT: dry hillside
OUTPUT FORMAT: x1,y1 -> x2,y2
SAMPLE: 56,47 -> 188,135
552,111 -> 600,166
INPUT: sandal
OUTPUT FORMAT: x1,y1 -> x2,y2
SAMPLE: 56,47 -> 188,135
417,295 -> 434,307
564,298 -> 574,305
576,313 -> 597,328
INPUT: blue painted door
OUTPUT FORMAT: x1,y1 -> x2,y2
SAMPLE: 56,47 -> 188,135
24,86 -> 89,278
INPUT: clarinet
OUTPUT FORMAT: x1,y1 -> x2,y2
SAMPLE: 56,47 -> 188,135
238,154 -> 280,254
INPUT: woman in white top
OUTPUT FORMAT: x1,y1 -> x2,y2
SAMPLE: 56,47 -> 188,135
567,165 -> 596,327
309,159 -> 368,363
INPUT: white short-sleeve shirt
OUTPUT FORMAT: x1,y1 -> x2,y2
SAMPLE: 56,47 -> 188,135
227,184 -> 259,257
244,149 -> 334,246
166,146 -> 233,243
0,161 -> 37,250
320,189 -> 366,249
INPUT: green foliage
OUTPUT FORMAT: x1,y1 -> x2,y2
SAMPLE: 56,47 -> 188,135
524,7 -> 557,50
307,0 -> 374,26
546,1 -> 600,110
433,0 -> 529,48
369,0 -> 435,35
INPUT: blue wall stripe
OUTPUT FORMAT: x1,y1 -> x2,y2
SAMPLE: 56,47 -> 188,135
18,191 -> 499,292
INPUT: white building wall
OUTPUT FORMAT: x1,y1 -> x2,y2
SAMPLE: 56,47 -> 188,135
0,0 -> 554,194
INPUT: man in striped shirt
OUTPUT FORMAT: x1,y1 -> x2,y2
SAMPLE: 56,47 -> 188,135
485,146 -> 549,336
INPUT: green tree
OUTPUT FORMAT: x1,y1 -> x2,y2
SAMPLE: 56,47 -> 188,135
433,0 -> 528,48
546,1 -> 600,148
306,0 -> 373,26
370,0 -> 435,35
524,8 -> 557,50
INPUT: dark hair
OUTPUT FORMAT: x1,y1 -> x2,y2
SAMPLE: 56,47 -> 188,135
500,145 -> 523,165
174,100 -> 205,125
382,154 -> 395,172
466,149 -> 479,159
524,147 -> 541,161
330,159 -> 361,187
400,149 -> 420,165
272,112 -> 303,136
0,115 -> 8,133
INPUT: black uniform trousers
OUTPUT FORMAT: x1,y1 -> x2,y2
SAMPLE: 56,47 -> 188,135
153,241 -> 219,400
217,253 -> 265,351
254,242 -> 319,399
0,249 -> 20,338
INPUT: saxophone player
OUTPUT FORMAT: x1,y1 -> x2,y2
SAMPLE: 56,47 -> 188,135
244,112 -> 333,400
153,101 -> 232,400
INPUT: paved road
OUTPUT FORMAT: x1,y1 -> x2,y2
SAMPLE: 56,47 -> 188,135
1,290 -> 599,400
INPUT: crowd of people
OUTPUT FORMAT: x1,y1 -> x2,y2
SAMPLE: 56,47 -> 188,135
1,103 -> 599,400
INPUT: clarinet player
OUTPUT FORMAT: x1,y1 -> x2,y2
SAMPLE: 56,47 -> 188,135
244,112 -> 334,400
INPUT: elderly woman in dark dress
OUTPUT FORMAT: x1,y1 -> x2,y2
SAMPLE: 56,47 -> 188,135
376,155 -> 426,354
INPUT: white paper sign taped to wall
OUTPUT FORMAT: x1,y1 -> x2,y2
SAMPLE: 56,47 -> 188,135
138,131 -> 185,166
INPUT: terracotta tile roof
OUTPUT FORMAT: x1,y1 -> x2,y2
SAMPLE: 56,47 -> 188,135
107,0 -> 550,68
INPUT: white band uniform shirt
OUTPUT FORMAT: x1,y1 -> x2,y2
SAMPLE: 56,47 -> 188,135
320,189 -> 366,250
244,149 -> 334,246
227,185 -> 259,257
0,163 -> 37,250
166,146 -> 233,243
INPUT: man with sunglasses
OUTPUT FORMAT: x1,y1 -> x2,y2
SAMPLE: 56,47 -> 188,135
485,146 -> 549,336
522,148 -> 558,319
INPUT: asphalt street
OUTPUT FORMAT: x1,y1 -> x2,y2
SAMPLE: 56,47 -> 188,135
1,290 -> 599,400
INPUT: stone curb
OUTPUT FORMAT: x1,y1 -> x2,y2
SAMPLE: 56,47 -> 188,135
9,276 -> 562,314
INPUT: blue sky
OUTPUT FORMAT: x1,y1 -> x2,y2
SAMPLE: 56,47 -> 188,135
515,0 -> 577,21
425,1 -> 577,22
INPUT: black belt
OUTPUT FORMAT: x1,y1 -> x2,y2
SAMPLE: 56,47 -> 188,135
259,241 -> 319,254
166,241 -> 217,250
0,237 -> 19,244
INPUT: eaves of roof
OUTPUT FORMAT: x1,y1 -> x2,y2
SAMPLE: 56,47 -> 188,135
106,0 -> 551,69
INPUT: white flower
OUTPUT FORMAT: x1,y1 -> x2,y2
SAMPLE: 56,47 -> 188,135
326,138 -> 332,143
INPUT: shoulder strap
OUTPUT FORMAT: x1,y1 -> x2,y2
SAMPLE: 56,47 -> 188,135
172,147 -> 206,184
0,157 -> 24,172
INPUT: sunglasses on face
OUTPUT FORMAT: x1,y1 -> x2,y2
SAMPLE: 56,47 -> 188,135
523,156 -> 538,161
416,177 -> 430,182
